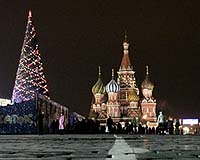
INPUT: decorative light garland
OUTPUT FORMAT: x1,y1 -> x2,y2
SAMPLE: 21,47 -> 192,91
12,11 -> 49,103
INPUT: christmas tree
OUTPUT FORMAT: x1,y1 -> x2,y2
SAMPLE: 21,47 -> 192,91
12,11 -> 49,103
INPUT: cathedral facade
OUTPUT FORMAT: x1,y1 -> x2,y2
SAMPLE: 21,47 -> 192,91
89,35 -> 157,126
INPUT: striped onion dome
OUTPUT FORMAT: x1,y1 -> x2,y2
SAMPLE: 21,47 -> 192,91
92,66 -> 106,95
141,66 -> 154,90
106,69 -> 120,93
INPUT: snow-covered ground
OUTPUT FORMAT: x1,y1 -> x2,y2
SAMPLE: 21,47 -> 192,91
0,134 -> 200,159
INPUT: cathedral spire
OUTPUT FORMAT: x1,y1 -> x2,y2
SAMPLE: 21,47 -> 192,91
28,10 -> 32,22
145,65 -> 149,79
141,65 -> 154,90
146,65 -> 149,75
112,69 -> 114,79
120,33 -> 132,70
98,66 -> 101,76
92,66 -> 105,95
123,32 -> 129,54
124,30 -> 128,43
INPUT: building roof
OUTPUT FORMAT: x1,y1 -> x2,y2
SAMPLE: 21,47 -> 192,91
92,66 -> 106,95
141,66 -> 154,90
106,69 -> 120,93
120,35 -> 132,71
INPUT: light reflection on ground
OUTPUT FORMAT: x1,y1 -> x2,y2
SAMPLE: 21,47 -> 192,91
0,134 -> 199,159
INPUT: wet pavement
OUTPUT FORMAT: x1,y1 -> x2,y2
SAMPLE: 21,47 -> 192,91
122,134 -> 200,160
0,134 -> 200,159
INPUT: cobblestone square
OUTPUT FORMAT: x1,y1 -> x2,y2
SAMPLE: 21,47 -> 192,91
0,134 -> 200,159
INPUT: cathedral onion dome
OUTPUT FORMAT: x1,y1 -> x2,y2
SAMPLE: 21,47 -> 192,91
141,66 -> 154,90
106,69 -> 120,93
92,66 -> 106,95
128,90 -> 139,102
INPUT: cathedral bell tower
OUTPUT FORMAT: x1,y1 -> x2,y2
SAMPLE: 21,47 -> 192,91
117,34 -> 140,118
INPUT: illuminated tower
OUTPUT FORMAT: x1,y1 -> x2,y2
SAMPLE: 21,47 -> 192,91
106,69 -> 120,118
141,66 -> 157,125
117,34 -> 139,117
90,66 -> 107,119
12,11 -> 49,103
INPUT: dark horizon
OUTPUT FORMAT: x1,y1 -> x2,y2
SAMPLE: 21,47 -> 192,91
0,1 -> 200,118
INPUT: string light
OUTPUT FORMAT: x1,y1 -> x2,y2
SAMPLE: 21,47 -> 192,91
12,11 -> 49,103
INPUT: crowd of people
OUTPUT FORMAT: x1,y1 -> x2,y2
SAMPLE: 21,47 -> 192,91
37,110 -> 182,135
37,110 -> 65,135
105,115 -> 182,135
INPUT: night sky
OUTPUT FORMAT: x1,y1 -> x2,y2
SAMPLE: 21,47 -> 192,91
0,1 -> 200,118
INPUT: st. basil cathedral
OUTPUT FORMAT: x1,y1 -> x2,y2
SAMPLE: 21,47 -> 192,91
89,35 -> 157,126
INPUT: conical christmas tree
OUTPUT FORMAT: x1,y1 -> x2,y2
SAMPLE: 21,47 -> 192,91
12,11 -> 49,103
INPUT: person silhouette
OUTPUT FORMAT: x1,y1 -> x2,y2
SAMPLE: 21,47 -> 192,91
37,109 -> 44,135
157,111 -> 165,135
59,112 -> 65,135
106,116 -> 113,133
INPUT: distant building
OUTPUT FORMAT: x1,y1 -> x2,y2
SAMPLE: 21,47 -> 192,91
89,34 -> 157,126
0,98 -> 12,106
180,118 -> 199,135
0,96 -> 69,134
